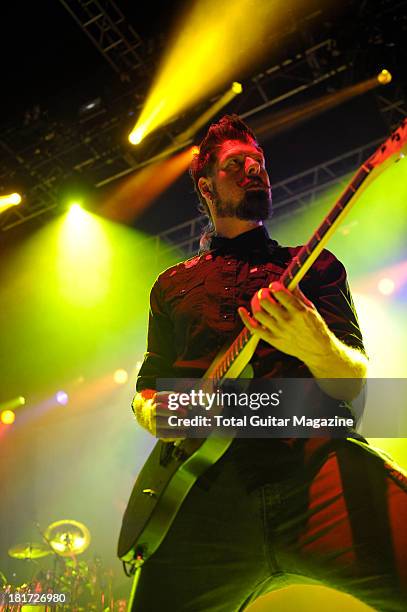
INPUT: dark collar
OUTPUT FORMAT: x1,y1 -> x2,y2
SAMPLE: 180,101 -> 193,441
209,225 -> 277,255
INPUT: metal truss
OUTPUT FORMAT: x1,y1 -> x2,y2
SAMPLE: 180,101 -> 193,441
269,139 -> 381,219
144,137 -> 383,259
238,39 -> 351,122
376,83 -> 407,131
0,35 -> 359,232
58,0 -> 148,80
0,111 -> 122,230
0,131 -> 61,230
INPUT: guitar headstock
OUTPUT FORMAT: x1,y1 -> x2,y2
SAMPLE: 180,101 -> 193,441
367,119 -> 407,169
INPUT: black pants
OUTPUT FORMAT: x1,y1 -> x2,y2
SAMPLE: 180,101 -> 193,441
129,439 -> 407,611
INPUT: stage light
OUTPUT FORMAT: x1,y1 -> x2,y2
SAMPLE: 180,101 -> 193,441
378,278 -> 395,295
231,81 -> 243,94
129,128 -> 145,145
1,410 -> 15,425
56,391 -> 69,405
58,171 -> 96,212
68,202 -> 85,216
7,193 -> 21,205
377,69 -> 392,85
79,97 -> 102,117
65,202 -> 89,227
0,192 -> 22,212
113,369 -> 129,384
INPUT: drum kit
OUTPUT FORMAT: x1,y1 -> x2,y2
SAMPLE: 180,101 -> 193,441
1,520 -> 125,611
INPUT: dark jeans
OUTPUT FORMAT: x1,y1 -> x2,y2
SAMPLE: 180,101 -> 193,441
129,439 -> 407,611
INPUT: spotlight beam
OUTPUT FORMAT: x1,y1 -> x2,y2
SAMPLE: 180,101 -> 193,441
174,82 -> 243,144
101,146 -> 197,222
128,0 -> 296,143
96,139 -> 194,187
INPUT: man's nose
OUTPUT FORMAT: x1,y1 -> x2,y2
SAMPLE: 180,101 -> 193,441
245,157 -> 261,175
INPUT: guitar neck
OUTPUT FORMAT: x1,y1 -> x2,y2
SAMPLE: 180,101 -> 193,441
205,162 -> 373,383
282,162 -> 372,290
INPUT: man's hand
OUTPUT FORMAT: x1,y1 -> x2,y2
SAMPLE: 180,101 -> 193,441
238,281 -> 331,364
238,281 -> 368,400
132,389 -> 187,442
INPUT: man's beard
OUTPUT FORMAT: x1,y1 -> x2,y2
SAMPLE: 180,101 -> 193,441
213,185 -> 272,221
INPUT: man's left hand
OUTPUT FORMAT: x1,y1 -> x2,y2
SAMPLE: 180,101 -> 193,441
238,281 -> 331,364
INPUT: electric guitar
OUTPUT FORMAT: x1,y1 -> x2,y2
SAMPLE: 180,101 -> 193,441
118,120 -> 407,568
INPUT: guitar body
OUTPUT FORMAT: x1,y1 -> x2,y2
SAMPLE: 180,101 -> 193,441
118,363 -> 255,563
117,435 -> 233,562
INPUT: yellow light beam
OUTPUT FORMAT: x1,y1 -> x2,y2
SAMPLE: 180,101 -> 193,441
0,192 -> 22,213
128,0 -> 298,143
57,207 -> 112,308
174,82 -> 243,144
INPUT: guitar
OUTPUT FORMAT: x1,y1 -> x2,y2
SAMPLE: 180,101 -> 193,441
118,119 -> 407,569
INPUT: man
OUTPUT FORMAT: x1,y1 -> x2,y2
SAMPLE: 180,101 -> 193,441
130,115 -> 406,611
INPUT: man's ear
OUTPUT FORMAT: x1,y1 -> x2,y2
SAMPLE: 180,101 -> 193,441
198,176 -> 213,201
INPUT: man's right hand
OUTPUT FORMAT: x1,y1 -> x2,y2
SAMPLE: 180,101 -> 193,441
132,389 -> 187,442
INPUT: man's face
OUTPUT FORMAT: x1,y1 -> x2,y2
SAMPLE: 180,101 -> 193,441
210,138 -> 272,221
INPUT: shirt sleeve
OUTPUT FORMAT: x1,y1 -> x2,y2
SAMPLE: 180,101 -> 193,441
307,249 -> 365,354
136,277 -> 177,391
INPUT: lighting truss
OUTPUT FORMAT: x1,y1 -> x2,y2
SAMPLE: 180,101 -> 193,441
0,39 -> 365,232
57,0 -> 148,80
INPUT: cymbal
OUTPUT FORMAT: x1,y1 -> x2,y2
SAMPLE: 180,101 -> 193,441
8,542 -> 51,560
44,520 -> 91,556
